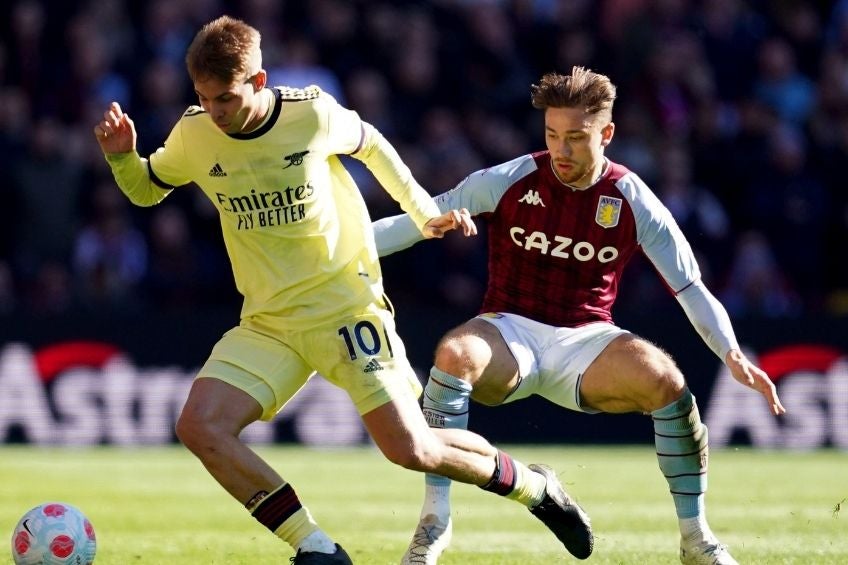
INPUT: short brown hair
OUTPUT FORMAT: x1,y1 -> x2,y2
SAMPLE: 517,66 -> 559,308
530,67 -> 617,121
185,15 -> 261,84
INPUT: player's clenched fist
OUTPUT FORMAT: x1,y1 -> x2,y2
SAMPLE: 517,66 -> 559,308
93,101 -> 136,154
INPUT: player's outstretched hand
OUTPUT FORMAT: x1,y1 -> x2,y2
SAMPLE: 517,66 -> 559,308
725,349 -> 786,416
422,208 -> 477,239
93,102 -> 136,155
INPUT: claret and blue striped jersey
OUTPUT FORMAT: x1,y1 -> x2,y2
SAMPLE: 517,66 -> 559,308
374,151 -> 701,328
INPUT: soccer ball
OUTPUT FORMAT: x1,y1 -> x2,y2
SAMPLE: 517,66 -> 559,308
10,502 -> 96,565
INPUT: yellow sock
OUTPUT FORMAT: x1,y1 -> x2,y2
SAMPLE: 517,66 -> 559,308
480,450 -> 546,508
250,483 -> 320,548
505,460 -> 547,507
275,507 -> 320,547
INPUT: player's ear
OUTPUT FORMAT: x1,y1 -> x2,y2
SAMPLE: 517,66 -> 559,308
252,70 -> 268,91
600,122 -> 615,147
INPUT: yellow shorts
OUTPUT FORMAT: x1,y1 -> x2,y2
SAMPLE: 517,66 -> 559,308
198,304 -> 422,420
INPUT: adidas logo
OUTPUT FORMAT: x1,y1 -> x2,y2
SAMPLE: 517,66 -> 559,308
518,189 -> 545,207
363,359 -> 384,373
209,163 -> 227,177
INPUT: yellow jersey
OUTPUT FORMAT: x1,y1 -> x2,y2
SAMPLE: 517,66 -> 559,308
105,86 -> 439,331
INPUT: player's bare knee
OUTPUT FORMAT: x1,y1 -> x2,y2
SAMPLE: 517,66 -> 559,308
632,342 -> 684,410
174,422 -> 195,451
433,340 -> 467,378
175,409 -> 215,452
433,346 -> 514,405
647,367 -> 686,411
434,335 -> 487,383
174,412 -> 198,448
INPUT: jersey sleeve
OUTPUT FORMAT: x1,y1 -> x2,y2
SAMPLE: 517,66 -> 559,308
349,120 -> 440,231
147,115 -> 194,188
675,279 -> 740,361
373,154 -> 534,256
620,172 -> 701,292
315,92 -> 440,229
105,112 -> 200,206
104,151 -> 173,207
619,173 -> 739,361
322,92 -> 366,155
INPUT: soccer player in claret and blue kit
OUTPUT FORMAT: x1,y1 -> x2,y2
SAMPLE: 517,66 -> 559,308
375,66 -> 786,565
94,15 -> 596,565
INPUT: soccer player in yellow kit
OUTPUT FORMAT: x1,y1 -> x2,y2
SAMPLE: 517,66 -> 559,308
94,15 -> 592,565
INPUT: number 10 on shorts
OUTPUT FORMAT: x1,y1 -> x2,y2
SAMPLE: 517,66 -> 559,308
338,320 -> 394,360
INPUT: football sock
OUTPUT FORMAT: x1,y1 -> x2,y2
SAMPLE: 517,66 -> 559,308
419,483 -> 451,522
480,450 -> 546,508
423,369 -> 546,510
679,515 -> 714,543
421,368 -> 472,518
250,482 -> 334,553
652,388 -> 709,534
296,530 -> 338,554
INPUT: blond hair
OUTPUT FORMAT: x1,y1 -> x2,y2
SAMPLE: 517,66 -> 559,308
530,67 -> 617,122
185,15 -> 262,84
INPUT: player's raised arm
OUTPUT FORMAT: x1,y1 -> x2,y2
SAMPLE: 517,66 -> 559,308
94,101 -> 173,207
94,102 -> 136,154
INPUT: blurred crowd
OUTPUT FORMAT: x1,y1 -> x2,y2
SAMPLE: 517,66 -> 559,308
1,0 -> 848,320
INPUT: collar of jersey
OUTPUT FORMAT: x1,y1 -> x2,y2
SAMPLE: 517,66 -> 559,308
228,88 -> 282,140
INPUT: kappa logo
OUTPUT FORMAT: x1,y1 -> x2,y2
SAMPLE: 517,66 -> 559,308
283,150 -> 310,169
363,358 -> 384,373
208,163 -> 227,177
518,189 -> 545,207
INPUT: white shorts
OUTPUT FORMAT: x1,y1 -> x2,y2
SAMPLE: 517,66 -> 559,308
477,312 -> 629,413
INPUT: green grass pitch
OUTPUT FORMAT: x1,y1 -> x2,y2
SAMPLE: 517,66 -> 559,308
1,445 -> 846,564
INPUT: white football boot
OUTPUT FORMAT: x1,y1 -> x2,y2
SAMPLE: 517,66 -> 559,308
400,514 -> 453,565
679,537 -> 739,565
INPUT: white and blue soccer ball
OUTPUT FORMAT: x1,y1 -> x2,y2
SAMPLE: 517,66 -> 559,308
10,502 -> 96,565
